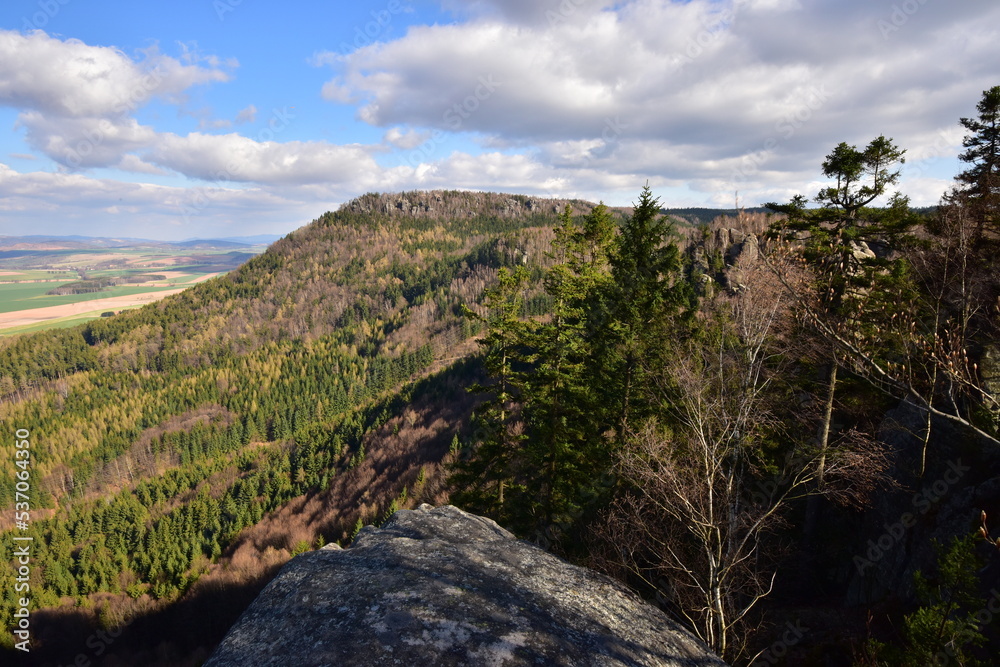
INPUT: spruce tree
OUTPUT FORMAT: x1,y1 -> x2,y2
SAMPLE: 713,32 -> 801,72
956,85 -> 1000,240
600,185 -> 692,439
519,206 -> 613,545
451,265 -> 530,524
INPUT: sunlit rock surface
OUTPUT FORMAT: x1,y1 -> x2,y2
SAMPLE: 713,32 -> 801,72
205,504 -> 727,666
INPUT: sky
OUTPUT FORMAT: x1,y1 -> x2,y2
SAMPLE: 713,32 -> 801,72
0,0 -> 997,241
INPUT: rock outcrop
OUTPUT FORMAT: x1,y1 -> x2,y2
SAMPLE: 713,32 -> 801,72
205,504 -> 727,667
342,190 -> 598,221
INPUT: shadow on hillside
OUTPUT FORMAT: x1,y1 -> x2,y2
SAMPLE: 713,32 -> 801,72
2,565 -> 282,667
4,359 -> 486,667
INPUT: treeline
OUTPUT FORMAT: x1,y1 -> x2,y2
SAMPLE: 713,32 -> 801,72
44,274 -> 167,296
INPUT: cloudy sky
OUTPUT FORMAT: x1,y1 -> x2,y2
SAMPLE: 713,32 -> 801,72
0,0 -> 997,240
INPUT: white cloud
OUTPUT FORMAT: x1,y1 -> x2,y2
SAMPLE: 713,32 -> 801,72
0,30 -> 230,118
440,0 -> 619,26
318,0 -> 1000,207
145,132 -> 383,185
0,161 -> 317,239
235,104 -> 257,124
198,118 -> 233,130
384,127 -> 430,150
320,77 -> 357,104
16,111 -> 158,168
0,29 -> 240,176
117,154 -> 168,176
3,1 -> 998,240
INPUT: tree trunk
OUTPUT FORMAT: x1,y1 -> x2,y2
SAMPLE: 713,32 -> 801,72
805,354 -> 837,543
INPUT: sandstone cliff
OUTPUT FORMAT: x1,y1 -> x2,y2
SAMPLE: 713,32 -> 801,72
205,504 -> 727,666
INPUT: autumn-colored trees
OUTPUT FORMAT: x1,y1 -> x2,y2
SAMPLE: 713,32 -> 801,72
0,191 -> 559,655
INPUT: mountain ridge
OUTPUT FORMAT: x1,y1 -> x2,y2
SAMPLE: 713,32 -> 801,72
0,188 -> 580,665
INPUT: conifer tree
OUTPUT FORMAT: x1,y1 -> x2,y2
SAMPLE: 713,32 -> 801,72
956,85 -> 1000,241
863,534 -> 988,665
454,201 -> 632,545
767,136 -> 911,538
518,206 -> 614,544
452,265 -> 530,523
599,185 -> 693,439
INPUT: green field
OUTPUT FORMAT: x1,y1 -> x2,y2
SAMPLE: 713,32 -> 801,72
0,244 -> 266,334
0,269 -> 77,281
0,304 -> 153,337
0,281 -> 200,314
0,281 -> 66,312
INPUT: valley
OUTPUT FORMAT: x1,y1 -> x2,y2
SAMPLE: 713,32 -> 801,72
0,240 -> 267,336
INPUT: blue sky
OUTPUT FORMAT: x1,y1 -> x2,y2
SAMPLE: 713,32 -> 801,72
1,0 -> 998,240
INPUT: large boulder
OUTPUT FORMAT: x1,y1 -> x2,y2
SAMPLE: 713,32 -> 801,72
205,504 -> 727,666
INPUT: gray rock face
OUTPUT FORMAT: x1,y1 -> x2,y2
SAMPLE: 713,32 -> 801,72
205,504 -> 727,667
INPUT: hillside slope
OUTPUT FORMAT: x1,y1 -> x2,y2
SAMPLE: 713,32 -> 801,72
0,190 -> 606,665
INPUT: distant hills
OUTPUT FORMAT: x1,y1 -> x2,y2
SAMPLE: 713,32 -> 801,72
662,206 -> 772,226
0,234 -> 283,251
0,210 -> 791,251
0,189 -> 574,665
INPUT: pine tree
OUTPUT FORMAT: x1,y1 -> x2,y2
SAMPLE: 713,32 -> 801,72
956,85 -> 1000,241
768,136 -> 912,539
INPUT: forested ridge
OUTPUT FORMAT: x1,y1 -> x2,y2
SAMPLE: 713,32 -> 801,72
0,190 -> 599,664
2,85 -> 1000,666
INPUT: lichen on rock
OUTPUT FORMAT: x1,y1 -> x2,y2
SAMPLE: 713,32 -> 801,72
205,504 -> 727,666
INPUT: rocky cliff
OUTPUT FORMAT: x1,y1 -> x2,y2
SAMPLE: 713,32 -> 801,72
205,504 -> 727,666
342,190 -> 599,220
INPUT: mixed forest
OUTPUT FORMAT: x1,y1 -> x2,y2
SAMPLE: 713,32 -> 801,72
1,86 -> 999,665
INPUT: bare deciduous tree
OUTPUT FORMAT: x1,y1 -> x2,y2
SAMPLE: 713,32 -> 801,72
595,255 -> 889,662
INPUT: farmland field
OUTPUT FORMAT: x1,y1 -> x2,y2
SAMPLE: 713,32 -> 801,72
0,242 -> 267,335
